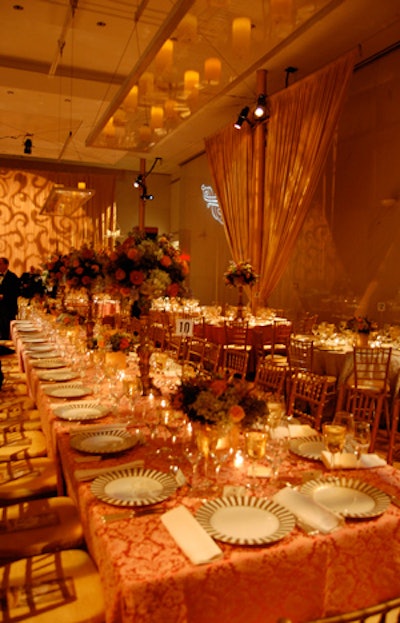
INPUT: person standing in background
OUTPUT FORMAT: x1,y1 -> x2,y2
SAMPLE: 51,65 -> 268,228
0,257 -> 20,339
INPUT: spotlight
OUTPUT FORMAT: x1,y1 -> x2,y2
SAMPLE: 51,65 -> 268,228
133,174 -> 144,188
254,94 -> 267,119
142,193 -> 154,201
23,137 -> 32,154
233,106 -> 250,130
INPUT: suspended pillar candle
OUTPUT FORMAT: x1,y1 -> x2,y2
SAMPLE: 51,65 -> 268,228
176,13 -> 197,43
139,72 -> 154,98
150,106 -> 164,130
124,85 -> 138,112
155,39 -> 173,74
164,99 -> 178,120
138,125 -> 152,143
232,17 -> 251,58
204,57 -> 221,85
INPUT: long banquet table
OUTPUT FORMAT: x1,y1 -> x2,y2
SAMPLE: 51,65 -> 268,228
10,320 -> 400,623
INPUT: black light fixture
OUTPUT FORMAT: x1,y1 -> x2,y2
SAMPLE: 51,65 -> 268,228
133,174 -> 144,188
254,94 -> 267,119
233,106 -> 251,130
23,136 -> 32,154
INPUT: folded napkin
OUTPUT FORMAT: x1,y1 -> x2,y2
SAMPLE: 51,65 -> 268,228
74,460 -> 144,482
273,487 -> 343,534
321,451 -> 387,470
161,505 -> 223,565
288,424 -> 318,438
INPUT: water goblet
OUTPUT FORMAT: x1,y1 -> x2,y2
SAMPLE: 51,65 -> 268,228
322,423 -> 346,468
244,429 -> 268,491
332,411 -> 355,452
352,420 -> 371,464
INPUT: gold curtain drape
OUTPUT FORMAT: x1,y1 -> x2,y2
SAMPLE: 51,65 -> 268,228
204,50 -> 357,308
259,50 -> 357,304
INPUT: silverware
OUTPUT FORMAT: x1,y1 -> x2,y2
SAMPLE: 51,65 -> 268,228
102,507 -> 164,523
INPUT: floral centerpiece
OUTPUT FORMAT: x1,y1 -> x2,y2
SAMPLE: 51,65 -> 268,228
42,253 -> 68,290
224,260 -> 258,288
96,328 -> 138,353
106,231 -> 189,316
55,311 -> 85,327
64,244 -> 107,292
346,316 -> 376,334
172,373 -> 267,430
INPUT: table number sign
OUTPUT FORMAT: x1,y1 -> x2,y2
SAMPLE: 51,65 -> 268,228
175,318 -> 193,337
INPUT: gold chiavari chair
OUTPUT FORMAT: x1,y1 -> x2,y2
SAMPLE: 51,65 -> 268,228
220,349 -> 249,379
184,337 -> 206,368
300,595 -> 400,623
202,342 -> 222,376
254,360 -> 287,399
287,371 -> 331,431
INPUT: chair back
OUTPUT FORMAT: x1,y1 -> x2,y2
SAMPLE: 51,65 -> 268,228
203,342 -> 221,375
352,346 -> 392,391
185,337 -> 206,367
288,337 -> 314,372
287,370 -> 330,430
254,360 -> 286,397
304,595 -> 400,623
296,313 -> 318,335
223,320 -> 249,348
221,349 -> 249,379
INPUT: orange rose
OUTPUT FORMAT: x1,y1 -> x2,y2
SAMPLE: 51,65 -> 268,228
127,248 -> 139,260
115,268 -> 126,281
160,255 -> 172,267
166,283 -> 179,297
130,270 -> 145,285
229,405 -> 245,423
82,275 -> 91,285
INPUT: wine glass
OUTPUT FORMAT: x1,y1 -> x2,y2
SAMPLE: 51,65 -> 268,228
352,421 -> 371,464
332,411 -> 354,451
181,423 -> 202,491
244,430 -> 268,490
322,423 -> 346,468
160,407 -> 187,459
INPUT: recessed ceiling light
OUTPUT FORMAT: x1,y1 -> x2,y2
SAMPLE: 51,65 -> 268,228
96,21 -> 106,27
12,4 -> 24,10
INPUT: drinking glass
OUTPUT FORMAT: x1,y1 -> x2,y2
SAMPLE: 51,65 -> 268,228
332,411 -> 354,451
352,421 -> 371,463
322,423 -> 346,468
244,430 -> 268,490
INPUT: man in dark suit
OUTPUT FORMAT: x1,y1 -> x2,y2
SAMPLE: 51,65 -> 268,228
0,257 -> 20,339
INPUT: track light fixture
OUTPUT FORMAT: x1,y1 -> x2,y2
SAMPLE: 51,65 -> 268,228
133,174 -> 144,188
233,106 -> 251,129
254,94 -> 268,119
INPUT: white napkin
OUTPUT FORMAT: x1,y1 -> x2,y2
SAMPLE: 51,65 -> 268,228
288,424 -> 318,438
74,460 -> 144,482
321,451 -> 387,470
273,487 -> 343,534
161,505 -> 223,565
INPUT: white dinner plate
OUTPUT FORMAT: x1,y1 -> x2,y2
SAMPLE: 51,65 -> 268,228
300,477 -> 390,518
20,337 -> 47,344
25,344 -> 54,352
37,369 -> 79,382
195,496 -> 295,545
28,351 -> 60,359
290,436 -> 324,461
71,429 -> 139,455
91,467 -> 177,507
31,358 -> 67,369
53,401 -> 109,421
43,383 -> 92,399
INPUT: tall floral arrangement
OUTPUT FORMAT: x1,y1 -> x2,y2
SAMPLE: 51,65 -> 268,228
106,231 -> 189,316
42,253 -> 68,289
64,245 -> 107,291
224,260 -> 258,288
346,316 -> 376,334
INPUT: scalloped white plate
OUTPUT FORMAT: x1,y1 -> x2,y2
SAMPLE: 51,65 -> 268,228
91,467 -> 177,507
71,429 -> 139,454
53,401 -> 109,421
43,383 -> 92,399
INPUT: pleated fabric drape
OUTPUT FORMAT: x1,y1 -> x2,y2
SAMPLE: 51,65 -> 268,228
204,50 -> 357,308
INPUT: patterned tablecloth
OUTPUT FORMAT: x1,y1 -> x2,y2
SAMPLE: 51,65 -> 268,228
12,321 -> 400,623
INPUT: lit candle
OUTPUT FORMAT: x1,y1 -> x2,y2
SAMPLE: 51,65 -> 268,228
176,13 -> 197,42
150,106 -> 164,129
103,119 -> 115,138
155,39 -> 173,74
139,72 -> 154,97
138,125 -> 152,142
124,85 -> 138,112
184,70 -> 199,94
77,182 -> 86,190
204,57 -> 221,84
232,16 -> 251,57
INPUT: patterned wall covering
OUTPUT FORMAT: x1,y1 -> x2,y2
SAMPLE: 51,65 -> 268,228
0,167 -> 116,275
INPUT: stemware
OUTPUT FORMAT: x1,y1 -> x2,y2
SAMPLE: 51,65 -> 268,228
244,429 -> 268,490
332,411 -> 355,451
322,423 -> 346,468
352,420 -> 372,463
